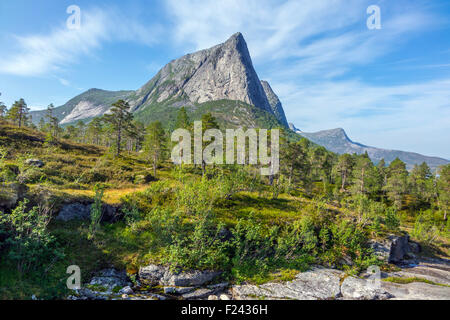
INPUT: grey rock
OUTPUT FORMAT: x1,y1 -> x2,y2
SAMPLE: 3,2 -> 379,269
25,159 -> 44,168
130,33 -> 274,116
56,203 -> 91,222
382,281 -> 450,300
389,235 -> 410,263
182,288 -> 216,300
139,264 -> 221,287
56,202 -> 121,222
0,183 -> 28,210
232,267 -> 343,300
369,234 -> 418,264
341,277 -> 391,300
139,264 -> 167,286
208,295 -> 219,300
89,268 -> 129,291
260,80 -> 288,127
119,286 -> 134,295
220,294 -> 231,300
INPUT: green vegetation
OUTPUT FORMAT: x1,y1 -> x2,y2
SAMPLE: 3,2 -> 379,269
382,276 -> 450,287
0,99 -> 449,300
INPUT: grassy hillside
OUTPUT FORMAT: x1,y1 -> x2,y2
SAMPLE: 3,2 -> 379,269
0,120 -> 448,300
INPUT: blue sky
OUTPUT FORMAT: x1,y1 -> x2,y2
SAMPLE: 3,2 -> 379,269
0,0 -> 449,159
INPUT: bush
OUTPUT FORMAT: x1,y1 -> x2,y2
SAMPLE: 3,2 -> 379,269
163,215 -> 230,271
385,207 -> 400,231
0,200 -> 63,273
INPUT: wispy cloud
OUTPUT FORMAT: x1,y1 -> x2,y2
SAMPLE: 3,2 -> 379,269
0,7 -> 161,77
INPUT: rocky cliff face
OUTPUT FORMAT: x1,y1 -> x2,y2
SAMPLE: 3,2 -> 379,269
129,32 -> 273,114
260,80 -> 288,127
31,33 -> 287,128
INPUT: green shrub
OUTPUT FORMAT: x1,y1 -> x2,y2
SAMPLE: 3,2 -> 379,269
385,207 -> 400,230
0,200 -> 63,273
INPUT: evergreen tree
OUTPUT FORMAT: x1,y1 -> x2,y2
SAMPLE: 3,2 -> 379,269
143,121 -> 167,177
0,102 -> 7,119
45,104 -> 60,138
7,99 -> 29,128
103,100 -> 133,156
334,153 -> 354,192
384,158 -> 408,209
437,164 -> 450,221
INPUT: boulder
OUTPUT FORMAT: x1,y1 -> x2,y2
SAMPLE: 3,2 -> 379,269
56,202 -> 121,222
56,203 -> 91,221
341,277 -> 392,300
0,182 -> 28,210
139,264 -> 221,287
25,159 -> 44,168
232,267 -> 343,300
89,268 -> 130,292
369,234 -> 418,264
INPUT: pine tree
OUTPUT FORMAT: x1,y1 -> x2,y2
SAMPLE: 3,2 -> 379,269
384,158 -> 408,209
143,121 -> 167,177
0,102 -> 7,119
334,153 -> 354,192
103,100 -> 133,156
437,164 -> 450,221
45,104 -> 60,138
7,99 -> 29,128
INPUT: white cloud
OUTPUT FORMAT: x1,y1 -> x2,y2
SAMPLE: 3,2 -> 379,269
0,7 -> 161,77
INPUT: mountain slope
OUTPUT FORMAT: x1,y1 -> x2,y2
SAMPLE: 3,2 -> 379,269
30,89 -> 133,125
260,80 -> 288,127
31,33 -> 286,130
290,124 -> 449,170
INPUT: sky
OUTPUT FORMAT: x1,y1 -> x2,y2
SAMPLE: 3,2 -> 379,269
0,0 -> 449,159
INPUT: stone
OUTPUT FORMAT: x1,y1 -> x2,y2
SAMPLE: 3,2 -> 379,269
164,287 -> 176,294
369,234 -> 417,264
382,281 -> 450,300
139,264 -> 221,287
139,264 -> 168,286
208,295 -> 219,300
56,202 -> 121,222
119,286 -> 134,295
56,203 -> 91,221
232,267 -> 343,300
219,294 -> 231,300
182,288 -> 215,300
0,183 -> 28,210
341,277 -> 391,300
25,159 -> 44,168
89,268 -> 129,292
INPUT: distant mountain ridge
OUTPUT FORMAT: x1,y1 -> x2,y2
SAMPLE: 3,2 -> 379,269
289,123 -> 449,170
30,33 -> 288,129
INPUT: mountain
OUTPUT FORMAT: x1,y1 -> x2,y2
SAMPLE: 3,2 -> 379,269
260,80 -> 288,127
30,33 -> 287,130
289,124 -> 449,171
31,89 -> 133,125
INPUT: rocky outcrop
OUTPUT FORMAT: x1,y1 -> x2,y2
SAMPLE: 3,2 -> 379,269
369,234 -> 421,264
232,267 -> 390,300
131,33 -> 273,115
260,80 -> 288,127
56,202 -> 121,222
25,159 -> 44,168
0,182 -> 28,211
32,33 -> 289,129
139,264 -> 221,287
